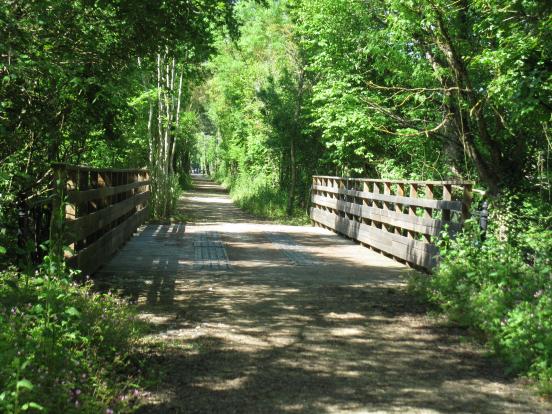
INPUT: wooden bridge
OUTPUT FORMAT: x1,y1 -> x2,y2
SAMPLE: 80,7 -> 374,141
49,166 -> 546,413
53,164 -> 472,275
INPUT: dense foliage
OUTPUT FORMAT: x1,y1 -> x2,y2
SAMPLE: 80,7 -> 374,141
201,0 -> 551,202
418,195 -> 552,394
0,0 -> 234,264
0,254 -> 141,413
197,1 -> 322,219
1,1 -> 235,412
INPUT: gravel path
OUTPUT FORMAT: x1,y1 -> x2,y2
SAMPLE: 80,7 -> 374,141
97,176 -> 550,413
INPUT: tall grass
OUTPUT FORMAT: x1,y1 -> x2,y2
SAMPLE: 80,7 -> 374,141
220,173 -> 309,225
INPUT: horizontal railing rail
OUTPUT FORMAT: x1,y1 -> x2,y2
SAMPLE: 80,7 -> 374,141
51,163 -> 150,275
310,176 -> 473,271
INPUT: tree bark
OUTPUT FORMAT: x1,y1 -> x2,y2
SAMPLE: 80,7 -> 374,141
431,5 -> 502,194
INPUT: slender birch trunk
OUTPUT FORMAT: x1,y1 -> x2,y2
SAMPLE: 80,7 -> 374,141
144,51 -> 187,218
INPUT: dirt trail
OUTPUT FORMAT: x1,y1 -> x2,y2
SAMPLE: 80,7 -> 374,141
98,176 -> 550,413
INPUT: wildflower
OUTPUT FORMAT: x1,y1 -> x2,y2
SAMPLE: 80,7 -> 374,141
11,307 -> 17,315
105,409 -> 114,414
534,289 -> 543,298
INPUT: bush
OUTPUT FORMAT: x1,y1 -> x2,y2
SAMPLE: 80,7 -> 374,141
225,173 -> 309,224
0,254 -> 141,413
424,194 -> 552,395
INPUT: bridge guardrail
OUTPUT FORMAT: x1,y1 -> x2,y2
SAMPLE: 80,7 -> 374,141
51,163 -> 150,275
310,176 -> 473,271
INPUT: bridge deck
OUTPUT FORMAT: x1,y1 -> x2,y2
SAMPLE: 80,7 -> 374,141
96,176 -> 545,413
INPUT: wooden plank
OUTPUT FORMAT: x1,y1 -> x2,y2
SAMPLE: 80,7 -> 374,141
311,194 -> 459,236
407,184 -> 418,239
424,184 -> 433,218
312,184 -> 463,212
64,192 -> 149,244
308,175 -> 471,271
68,206 -> 149,275
395,183 -> 404,235
462,184 -> 472,220
312,175 -> 473,186
442,184 -> 452,222
310,207 -> 438,269
52,162 -> 148,174
311,207 -> 437,255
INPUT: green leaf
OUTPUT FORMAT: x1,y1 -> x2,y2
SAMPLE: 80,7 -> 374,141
16,379 -> 33,391
0,246 -> 6,254
22,402 -> 44,411
65,306 -> 80,317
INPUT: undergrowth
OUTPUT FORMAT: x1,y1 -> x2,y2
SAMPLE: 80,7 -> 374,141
217,173 -> 309,225
0,252 -> 142,413
150,172 -> 191,224
411,192 -> 552,396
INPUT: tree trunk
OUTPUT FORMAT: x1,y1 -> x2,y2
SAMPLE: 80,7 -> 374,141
287,136 -> 296,216
431,6 -> 502,194
287,67 -> 305,215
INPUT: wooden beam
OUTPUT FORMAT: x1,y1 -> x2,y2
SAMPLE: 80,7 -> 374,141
312,175 -> 473,186
312,184 -> 463,212
64,192 -> 149,245
311,194 -> 460,236
310,208 -> 438,270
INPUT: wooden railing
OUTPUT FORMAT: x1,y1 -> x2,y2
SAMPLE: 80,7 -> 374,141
310,176 -> 473,271
51,164 -> 150,275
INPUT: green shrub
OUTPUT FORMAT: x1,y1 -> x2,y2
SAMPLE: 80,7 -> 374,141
424,195 -> 552,395
225,173 -> 309,224
0,255 -> 141,413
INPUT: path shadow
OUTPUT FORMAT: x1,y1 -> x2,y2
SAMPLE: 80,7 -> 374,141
127,264 -> 541,413
94,224 -> 187,306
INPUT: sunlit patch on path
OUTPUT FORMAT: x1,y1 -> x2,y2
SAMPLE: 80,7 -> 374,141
265,232 -> 322,266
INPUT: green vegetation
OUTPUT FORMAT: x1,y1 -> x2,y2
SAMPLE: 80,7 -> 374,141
1,0 -> 551,407
1,1 -> 235,411
0,254 -> 141,413
416,195 -> 552,395
197,1 -> 322,220
220,172 -> 310,224
198,0 -> 551,214
0,0 -> 234,260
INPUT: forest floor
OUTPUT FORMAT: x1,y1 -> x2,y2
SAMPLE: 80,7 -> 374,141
95,176 -> 551,413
